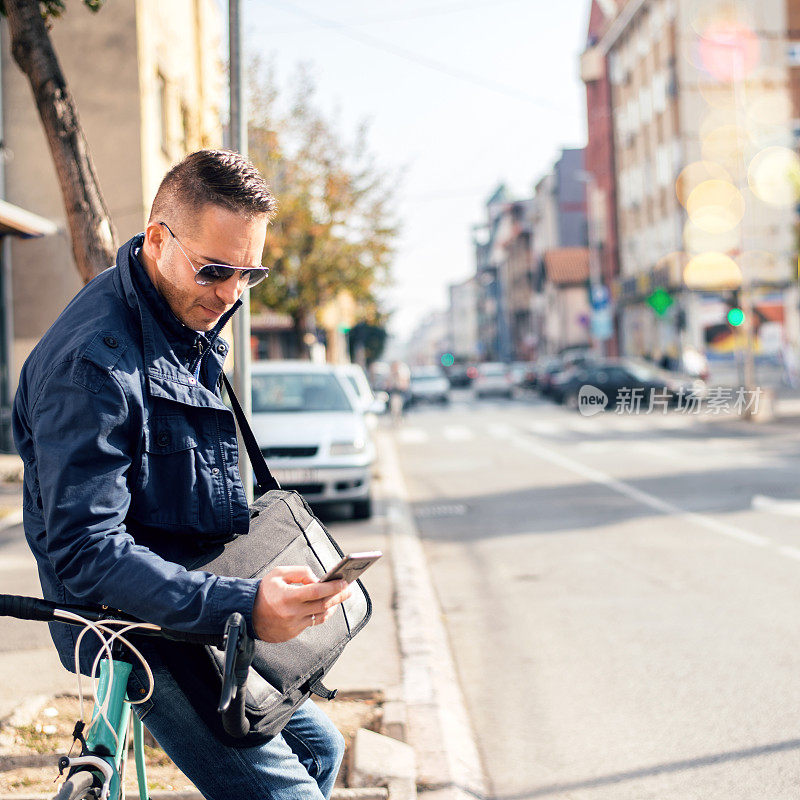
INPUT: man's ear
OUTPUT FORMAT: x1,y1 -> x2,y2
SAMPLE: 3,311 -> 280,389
143,221 -> 168,260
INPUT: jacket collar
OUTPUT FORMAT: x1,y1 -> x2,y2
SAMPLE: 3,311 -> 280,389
115,234 -> 239,409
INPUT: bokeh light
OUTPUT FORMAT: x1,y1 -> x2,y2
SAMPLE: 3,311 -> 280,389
683,218 -> 740,254
683,252 -> 743,290
701,124 -> 750,171
698,19 -> 760,82
676,161 -> 733,208
686,180 -> 744,233
747,146 -> 800,206
699,81 -> 736,111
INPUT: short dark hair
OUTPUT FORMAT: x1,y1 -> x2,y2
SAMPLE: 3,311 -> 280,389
149,149 -> 277,224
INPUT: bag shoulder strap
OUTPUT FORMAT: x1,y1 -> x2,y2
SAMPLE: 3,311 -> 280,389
221,373 -> 280,494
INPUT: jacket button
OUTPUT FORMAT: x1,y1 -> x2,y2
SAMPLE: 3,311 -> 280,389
103,336 -> 118,349
211,467 -> 220,476
216,344 -> 226,354
157,432 -> 169,447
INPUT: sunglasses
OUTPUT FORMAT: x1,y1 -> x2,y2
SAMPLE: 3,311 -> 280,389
158,222 -> 269,288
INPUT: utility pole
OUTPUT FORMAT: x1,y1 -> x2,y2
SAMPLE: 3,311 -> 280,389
229,0 -> 253,498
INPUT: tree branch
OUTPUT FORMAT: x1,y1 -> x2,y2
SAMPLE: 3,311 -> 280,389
5,0 -> 116,283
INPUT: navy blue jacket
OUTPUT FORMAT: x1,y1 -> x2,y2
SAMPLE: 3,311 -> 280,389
13,234 -> 259,675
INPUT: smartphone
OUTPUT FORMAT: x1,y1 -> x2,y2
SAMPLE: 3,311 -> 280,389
321,551 -> 382,584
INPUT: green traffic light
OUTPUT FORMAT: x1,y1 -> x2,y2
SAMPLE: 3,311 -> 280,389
441,353 -> 455,367
646,288 -> 673,316
727,308 -> 745,327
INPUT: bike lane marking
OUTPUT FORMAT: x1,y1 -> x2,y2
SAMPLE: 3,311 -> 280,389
488,426 -> 772,550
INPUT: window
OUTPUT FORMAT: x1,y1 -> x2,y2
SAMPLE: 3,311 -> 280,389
653,71 -> 667,114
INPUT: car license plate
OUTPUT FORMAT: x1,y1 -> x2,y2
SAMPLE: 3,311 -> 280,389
272,469 -> 320,484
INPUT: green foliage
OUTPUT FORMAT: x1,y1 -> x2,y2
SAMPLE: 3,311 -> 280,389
0,0 -> 104,18
348,320 -> 389,365
247,62 -> 398,336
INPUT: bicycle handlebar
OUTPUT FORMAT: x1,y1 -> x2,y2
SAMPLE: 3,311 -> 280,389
0,594 -> 224,646
0,594 -> 257,738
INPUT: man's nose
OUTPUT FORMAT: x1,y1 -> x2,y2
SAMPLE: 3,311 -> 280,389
214,273 -> 244,306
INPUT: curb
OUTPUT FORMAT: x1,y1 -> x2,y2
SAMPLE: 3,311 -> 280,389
377,430 -> 488,800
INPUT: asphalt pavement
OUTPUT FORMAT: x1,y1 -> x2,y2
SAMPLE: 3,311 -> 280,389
393,388 -> 800,800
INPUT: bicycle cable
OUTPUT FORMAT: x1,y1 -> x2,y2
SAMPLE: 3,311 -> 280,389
53,610 -> 160,747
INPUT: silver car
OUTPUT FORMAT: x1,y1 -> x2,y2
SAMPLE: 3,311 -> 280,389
250,361 -> 375,519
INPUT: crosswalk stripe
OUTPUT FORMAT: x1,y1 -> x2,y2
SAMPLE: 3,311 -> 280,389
397,427 -> 429,444
443,425 -> 474,442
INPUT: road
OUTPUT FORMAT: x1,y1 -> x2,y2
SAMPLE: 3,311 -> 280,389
392,389 -> 800,800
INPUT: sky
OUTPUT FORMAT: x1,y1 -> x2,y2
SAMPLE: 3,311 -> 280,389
239,0 -> 591,340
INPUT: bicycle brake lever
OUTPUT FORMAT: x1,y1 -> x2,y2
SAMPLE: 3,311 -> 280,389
218,612 -> 253,713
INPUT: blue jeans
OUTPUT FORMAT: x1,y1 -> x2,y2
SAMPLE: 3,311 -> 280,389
126,652 -> 345,799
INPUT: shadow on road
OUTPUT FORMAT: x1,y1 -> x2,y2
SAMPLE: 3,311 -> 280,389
481,737 -> 800,799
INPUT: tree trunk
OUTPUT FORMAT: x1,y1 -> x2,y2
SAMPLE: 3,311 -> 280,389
5,0 -> 117,283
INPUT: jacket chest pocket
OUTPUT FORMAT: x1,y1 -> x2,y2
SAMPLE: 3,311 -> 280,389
130,416 -> 199,526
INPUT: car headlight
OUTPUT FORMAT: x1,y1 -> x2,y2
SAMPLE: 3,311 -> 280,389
330,439 -> 367,455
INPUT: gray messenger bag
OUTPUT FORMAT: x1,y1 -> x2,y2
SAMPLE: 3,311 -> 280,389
170,374 -> 372,746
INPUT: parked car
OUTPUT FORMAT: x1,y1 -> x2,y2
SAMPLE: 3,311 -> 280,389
538,352 -> 600,398
551,358 -> 707,409
334,363 -> 387,428
473,362 -> 514,398
443,362 -> 473,388
250,361 -> 375,519
408,366 -> 450,405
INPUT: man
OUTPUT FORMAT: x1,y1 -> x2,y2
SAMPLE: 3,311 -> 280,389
13,150 -> 350,798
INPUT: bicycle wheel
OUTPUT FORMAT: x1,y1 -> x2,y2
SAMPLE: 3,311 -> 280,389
51,770 -> 99,800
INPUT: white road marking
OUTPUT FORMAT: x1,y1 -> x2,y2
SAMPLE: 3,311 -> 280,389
752,495 -> 800,518
488,425 -> 771,549
486,422 -> 513,439
778,546 -> 800,561
397,427 -> 429,444
443,425 -> 474,442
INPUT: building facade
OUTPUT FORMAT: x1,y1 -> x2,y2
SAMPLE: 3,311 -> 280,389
2,0 -> 224,381
600,0 -> 800,364
447,276 -> 479,362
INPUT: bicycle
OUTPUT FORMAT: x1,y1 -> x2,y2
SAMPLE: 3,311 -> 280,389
0,594 -> 255,800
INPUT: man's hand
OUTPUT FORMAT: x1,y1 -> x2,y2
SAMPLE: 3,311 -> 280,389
252,566 -> 352,643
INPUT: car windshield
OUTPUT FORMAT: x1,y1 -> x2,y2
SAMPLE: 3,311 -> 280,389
252,373 -> 353,413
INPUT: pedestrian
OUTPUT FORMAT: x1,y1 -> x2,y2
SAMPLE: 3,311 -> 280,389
388,360 -> 410,422
12,149 -> 351,799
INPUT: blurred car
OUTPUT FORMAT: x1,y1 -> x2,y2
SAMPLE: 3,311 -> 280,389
408,366 -> 450,405
250,361 -> 375,519
538,352 -> 600,397
473,362 -> 514,398
550,358 -> 707,409
443,362 -> 473,388
334,363 -> 387,428
509,361 -> 534,389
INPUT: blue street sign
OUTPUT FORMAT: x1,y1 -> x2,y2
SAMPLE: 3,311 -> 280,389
590,285 -> 610,310
591,308 -> 613,340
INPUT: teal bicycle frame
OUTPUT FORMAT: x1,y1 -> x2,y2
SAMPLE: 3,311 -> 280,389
65,658 -> 149,800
